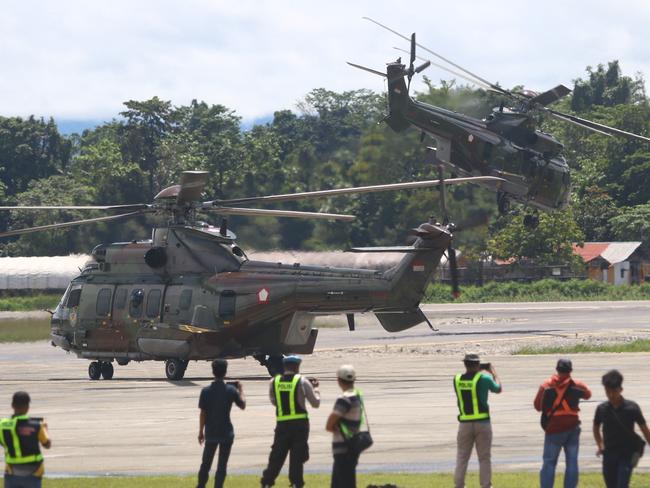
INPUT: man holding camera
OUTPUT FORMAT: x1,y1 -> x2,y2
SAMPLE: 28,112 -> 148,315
453,353 -> 502,488
534,358 -> 591,488
197,359 -> 246,488
261,355 -> 320,488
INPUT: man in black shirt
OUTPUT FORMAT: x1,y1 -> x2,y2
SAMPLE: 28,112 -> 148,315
593,369 -> 650,488
197,359 -> 246,488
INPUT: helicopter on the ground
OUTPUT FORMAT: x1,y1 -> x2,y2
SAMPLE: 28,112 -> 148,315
0,170 -> 501,380
349,18 -> 650,228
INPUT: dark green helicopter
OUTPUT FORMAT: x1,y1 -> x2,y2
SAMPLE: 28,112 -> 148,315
0,171 -> 501,380
349,18 -> 650,228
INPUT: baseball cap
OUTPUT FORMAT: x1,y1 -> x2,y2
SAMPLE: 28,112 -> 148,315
283,355 -> 302,365
337,364 -> 356,382
463,353 -> 480,363
556,358 -> 572,373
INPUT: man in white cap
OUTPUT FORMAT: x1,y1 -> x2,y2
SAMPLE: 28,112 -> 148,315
326,364 -> 367,488
261,355 -> 320,488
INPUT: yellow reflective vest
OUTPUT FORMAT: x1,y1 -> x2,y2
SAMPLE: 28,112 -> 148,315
0,415 -> 45,465
454,372 -> 490,422
274,374 -> 309,421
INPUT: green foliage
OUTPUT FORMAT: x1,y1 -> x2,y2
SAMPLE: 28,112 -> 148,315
515,339 -> 650,355
424,279 -> 650,303
0,294 -> 60,311
1,59 -> 649,258
488,210 -> 584,266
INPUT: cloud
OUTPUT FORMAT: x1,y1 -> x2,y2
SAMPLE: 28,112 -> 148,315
1,0 -> 649,122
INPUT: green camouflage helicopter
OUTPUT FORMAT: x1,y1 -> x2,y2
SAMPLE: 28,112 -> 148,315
0,171 -> 500,380
349,18 -> 650,228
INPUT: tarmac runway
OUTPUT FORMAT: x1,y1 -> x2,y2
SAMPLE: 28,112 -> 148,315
1,301 -> 650,477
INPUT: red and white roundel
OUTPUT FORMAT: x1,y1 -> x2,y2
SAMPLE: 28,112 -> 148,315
257,287 -> 270,304
412,260 -> 425,272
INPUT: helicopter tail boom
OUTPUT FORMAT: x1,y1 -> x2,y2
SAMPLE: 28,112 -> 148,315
384,61 -> 411,132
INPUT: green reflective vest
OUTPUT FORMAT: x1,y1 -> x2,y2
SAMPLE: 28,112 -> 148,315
454,372 -> 490,422
0,415 -> 44,465
274,374 -> 309,422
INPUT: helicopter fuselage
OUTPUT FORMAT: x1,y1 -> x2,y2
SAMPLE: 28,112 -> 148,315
49,223 -> 448,379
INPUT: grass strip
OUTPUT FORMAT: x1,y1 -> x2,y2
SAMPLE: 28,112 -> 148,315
515,339 -> 650,355
424,279 -> 650,303
0,294 -> 60,312
16,472 -> 650,487
0,318 -> 51,342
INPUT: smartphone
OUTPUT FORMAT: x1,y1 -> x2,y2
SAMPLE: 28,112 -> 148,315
479,362 -> 492,371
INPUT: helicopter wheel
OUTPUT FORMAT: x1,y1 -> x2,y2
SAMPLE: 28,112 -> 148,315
88,361 -> 102,380
265,355 -> 284,377
523,214 -> 540,229
100,361 -> 114,380
165,359 -> 188,381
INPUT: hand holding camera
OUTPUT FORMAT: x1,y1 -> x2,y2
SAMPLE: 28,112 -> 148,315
308,376 -> 320,388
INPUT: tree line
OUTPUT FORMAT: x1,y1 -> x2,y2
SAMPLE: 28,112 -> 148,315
1,60 -> 649,266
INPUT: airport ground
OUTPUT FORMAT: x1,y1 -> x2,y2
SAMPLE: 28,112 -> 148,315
1,301 -> 650,481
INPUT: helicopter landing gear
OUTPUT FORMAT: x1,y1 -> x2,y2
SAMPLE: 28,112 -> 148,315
165,358 -> 188,381
523,214 -> 540,229
88,361 -> 114,380
497,192 -> 511,215
254,354 -> 285,377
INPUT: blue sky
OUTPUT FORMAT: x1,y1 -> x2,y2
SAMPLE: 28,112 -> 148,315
1,0 -> 649,128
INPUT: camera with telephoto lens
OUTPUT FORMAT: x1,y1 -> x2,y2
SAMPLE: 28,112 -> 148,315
480,362 -> 492,371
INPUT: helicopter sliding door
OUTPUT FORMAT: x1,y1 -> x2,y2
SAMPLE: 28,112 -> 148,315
163,285 -> 195,325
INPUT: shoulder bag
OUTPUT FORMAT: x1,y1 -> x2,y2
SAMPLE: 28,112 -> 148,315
609,404 -> 646,468
342,391 -> 373,456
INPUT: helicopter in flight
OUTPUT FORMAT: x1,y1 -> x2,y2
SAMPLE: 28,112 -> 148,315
0,170 -> 501,380
349,18 -> 650,228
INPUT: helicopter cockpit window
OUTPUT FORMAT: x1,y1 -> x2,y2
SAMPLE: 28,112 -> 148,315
179,289 -> 193,311
67,289 -> 81,308
218,290 -> 236,320
96,288 -> 112,317
114,289 -> 127,310
146,289 -> 162,318
129,289 -> 145,318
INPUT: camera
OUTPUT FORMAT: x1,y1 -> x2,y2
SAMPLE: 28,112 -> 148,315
480,362 -> 492,371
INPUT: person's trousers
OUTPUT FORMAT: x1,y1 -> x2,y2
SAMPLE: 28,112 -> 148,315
261,419 -> 310,487
331,451 -> 360,488
454,420 -> 492,488
540,425 -> 580,488
602,449 -> 634,488
4,474 -> 42,488
197,440 -> 233,488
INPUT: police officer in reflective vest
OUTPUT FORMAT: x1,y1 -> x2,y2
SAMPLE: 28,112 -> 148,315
0,391 -> 51,488
453,353 -> 502,488
261,355 -> 320,488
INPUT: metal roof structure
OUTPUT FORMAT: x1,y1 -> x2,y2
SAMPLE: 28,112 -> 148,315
573,242 -> 643,265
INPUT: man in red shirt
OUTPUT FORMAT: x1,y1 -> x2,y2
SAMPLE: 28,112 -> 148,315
534,359 -> 592,488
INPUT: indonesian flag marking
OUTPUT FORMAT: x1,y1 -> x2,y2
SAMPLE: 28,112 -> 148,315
257,287 -> 270,304
412,260 -> 425,272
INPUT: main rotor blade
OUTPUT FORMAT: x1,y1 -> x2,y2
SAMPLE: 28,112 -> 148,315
364,17 -> 514,98
0,210 -> 153,238
347,62 -> 387,78
207,207 -> 355,221
177,171 -> 210,204
208,176 -> 505,206
546,108 -> 650,142
393,47 -> 497,93
529,84 -> 571,107
0,204 -> 151,211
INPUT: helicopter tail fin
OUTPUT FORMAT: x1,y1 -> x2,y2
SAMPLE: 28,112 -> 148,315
375,223 -> 450,331
384,61 -> 411,132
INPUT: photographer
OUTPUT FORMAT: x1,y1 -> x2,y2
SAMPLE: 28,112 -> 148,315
453,353 -> 502,488
196,359 -> 246,488
534,358 -> 591,488
261,355 -> 320,488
